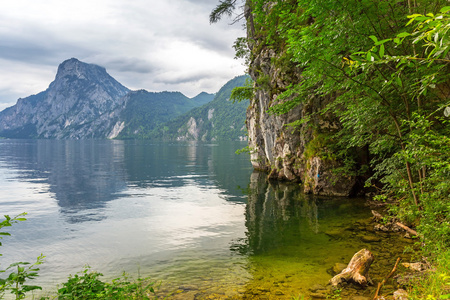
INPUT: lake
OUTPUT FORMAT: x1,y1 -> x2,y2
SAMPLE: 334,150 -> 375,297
0,139 -> 412,299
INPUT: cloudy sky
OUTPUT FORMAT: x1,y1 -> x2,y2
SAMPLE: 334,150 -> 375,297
0,0 -> 247,111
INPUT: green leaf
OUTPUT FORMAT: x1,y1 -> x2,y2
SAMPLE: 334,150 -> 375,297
379,44 -> 385,58
366,51 -> 372,61
397,32 -> 411,38
396,76 -> 403,88
440,6 -> 450,13
7,262 -> 31,269
415,16 -> 430,22
21,285 -> 42,292
407,13 -> 423,19
369,35 -> 378,43
375,38 -> 391,46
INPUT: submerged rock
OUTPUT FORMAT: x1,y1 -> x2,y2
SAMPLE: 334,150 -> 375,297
402,262 -> 428,272
360,235 -> 381,243
325,229 -> 345,239
332,263 -> 348,275
309,291 -> 328,299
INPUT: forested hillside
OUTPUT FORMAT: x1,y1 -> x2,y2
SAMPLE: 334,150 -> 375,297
116,90 -> 214,139
152,75 -> 249,141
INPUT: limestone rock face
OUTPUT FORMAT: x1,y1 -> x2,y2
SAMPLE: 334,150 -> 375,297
245,1 -> 358,196
0,58 -> 130,139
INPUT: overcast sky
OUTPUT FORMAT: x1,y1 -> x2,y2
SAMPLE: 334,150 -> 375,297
0,0 -> 247,111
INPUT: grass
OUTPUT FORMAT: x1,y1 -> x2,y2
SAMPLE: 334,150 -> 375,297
407,249 -> 450,299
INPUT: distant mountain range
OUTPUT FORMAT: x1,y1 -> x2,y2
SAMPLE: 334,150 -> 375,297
153,75 -> 249,141
0,58 -> 249,140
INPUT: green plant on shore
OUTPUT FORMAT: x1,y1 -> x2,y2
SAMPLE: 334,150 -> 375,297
0,213 -> 44,300
56,266 -> 161,300
1,214 -> 164,300
407,249 -> 450,299
327,287 -> 342,300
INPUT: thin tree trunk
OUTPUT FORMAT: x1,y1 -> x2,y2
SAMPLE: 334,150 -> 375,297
392,116 -> 419,206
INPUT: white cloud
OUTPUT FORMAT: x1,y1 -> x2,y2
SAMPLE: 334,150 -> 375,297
0,0 -> 246,110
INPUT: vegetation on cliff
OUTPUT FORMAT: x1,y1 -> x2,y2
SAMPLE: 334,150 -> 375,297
214,0 -> 450,297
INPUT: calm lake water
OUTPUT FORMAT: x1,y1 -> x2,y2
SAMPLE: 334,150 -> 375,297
0,139 -> 412,299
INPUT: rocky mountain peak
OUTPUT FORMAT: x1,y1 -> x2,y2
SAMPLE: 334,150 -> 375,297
49,58 -> 128,96
0,58 -> 131,139
55,58 -> 100,79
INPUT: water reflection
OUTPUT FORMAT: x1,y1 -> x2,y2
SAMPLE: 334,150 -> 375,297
226,171 -> 412,299
0,140 -> 251,224
123,141 -> 251,203
0,140 -> 127,222
243,172 -> 320,255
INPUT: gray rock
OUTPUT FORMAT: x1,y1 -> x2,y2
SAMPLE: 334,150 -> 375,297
393,289 -> 408,300
310,291 -> 328,299
360,235 -> 381,243
402,262 -> 428,272
245,29 -> 360,196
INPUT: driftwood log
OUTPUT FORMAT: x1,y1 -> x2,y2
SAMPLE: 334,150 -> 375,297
395,222 -> 418,236
330,249 -> 374,287
371,210 -> 419,236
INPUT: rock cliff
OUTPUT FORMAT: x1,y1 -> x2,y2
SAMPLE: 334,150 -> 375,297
0,58 -> 130,139
244,2 -> 359,196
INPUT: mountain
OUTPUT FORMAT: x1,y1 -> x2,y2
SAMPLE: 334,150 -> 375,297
115,90 -> 214,139
151,75 -> 250,141
0,58 -> 130,139
0,58 -> 214,139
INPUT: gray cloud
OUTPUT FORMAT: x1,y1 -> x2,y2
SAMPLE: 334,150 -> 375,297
0,0 -> 246,110
101,57 -> 158,74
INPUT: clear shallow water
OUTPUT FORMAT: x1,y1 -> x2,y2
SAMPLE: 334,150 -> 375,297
0,140 -> 412,299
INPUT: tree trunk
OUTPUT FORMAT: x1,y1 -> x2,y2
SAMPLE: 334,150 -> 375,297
330,249 -> 374,287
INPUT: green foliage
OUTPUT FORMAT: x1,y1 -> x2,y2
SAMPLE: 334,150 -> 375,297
4,255 -> 45,300
117,91 -> 214,139
233,37 -> 250,64
345,6 -> 450,255
245,0 -> 449,269
154,75 -> 250,141
230,77 -> 254,103
0,213 -> 44,300
57,266 -> 160,299
235,145 -> 254,155
384,115 -> 450,252
407,249 -> 450,299
328,287 -> 343,300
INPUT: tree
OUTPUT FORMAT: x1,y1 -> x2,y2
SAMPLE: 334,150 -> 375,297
209,0 -> 245,24
347,7 -> 450,252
